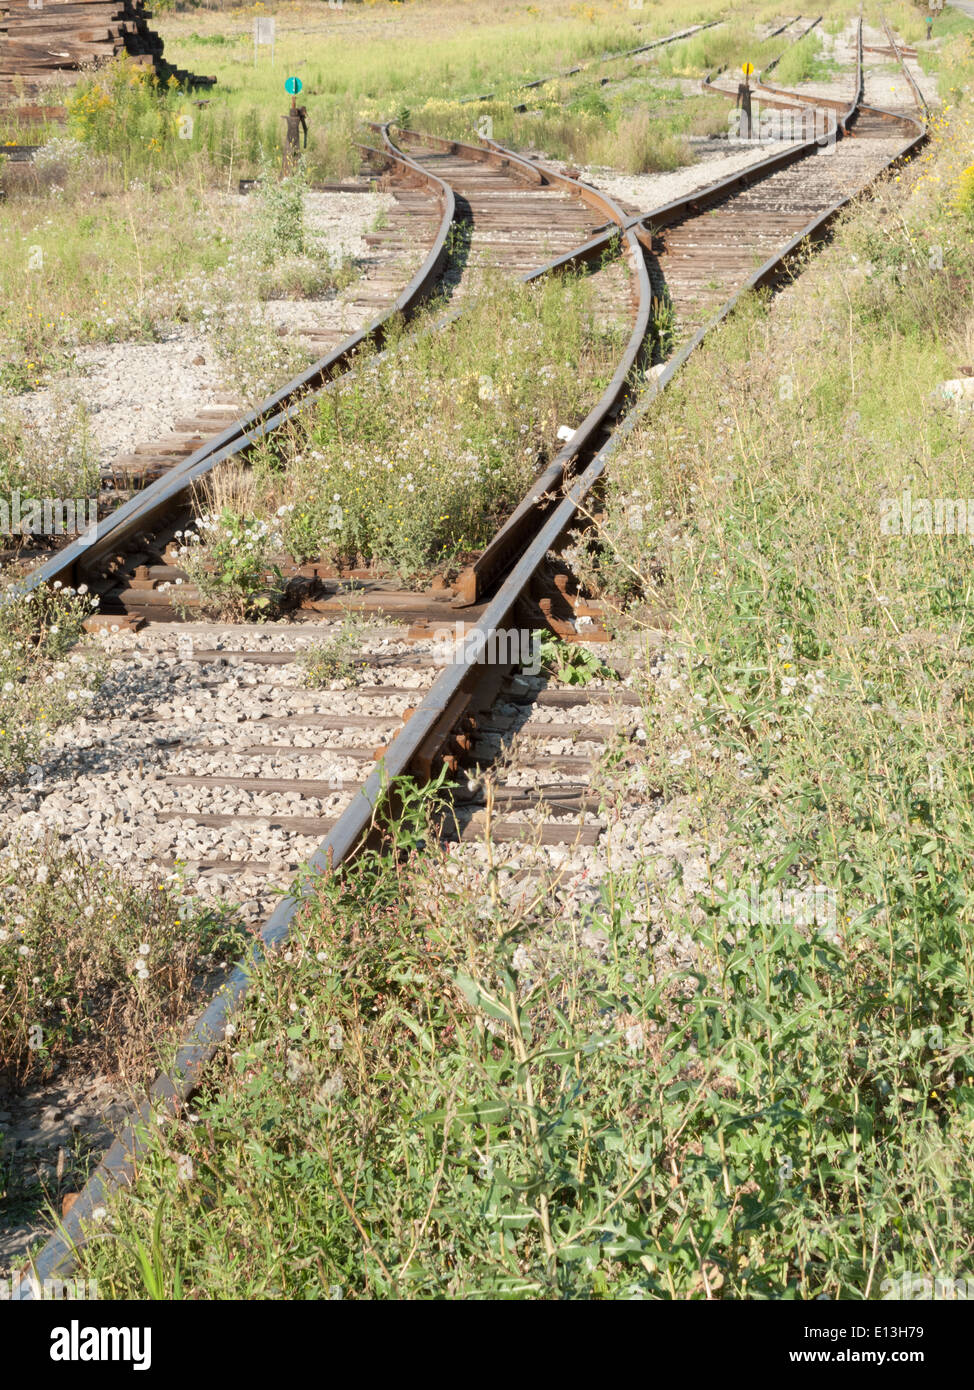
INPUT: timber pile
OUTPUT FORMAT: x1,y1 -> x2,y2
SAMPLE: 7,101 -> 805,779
0,0 -> 216,97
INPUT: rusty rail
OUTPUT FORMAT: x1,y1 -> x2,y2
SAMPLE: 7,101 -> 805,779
881,10 -> 930,119
8,135 -> 653,1296
9,39 -> 929,1287
19,139 -> 457,593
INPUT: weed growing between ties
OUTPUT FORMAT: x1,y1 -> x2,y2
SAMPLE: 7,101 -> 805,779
181,266 -> 630,590
300,611 -> 379,689
171,512 -> 286,623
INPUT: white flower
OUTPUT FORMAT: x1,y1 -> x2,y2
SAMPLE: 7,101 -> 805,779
138,943 -> 150,955
512,945 -> 534,974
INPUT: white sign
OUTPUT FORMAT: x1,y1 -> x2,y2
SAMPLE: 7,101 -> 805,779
254,16 -> 276,65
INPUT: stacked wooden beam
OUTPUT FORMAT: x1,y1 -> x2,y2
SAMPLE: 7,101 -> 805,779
0,0 -> 215,97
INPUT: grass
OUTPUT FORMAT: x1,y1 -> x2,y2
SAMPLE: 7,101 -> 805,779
51,15 -> 974,1302
0,583 -> 103,783
0,138 -> 361,446
0,132 -> 238,398
874,0 -> 973,47
0,847 -> 245,1091
772,32 -> 839,86
176,260 -> 632,599
143,0 -> 851,175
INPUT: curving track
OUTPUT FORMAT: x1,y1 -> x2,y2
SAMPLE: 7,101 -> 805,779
7,14 -> 931,1295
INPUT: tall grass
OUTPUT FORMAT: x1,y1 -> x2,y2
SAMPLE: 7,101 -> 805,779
773,32 -> 836,86
64,24 -> 974,1307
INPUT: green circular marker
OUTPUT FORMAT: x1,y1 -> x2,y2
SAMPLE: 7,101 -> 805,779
285,76 -> 303,95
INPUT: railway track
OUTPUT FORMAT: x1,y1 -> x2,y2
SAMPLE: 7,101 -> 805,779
702,12 -> 823,97
7,14 -> 930,1294
374,124 -> 635,299
643,69 -> 917,344
878,10 -> 930,118
462,18 -> 723,106
26,128 -> 645,630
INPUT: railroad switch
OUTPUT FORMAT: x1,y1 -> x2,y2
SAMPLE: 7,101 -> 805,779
283,98 -> 309,173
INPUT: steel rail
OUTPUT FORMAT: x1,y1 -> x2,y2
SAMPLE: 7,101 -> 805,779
14,131 -> 625,597
18,140 -> 458,592
373,121 -> 544,186
8,140 -> 653,1299
881,10 -> 930,119
10,23 -> 927,1292
446,135 -> 649,605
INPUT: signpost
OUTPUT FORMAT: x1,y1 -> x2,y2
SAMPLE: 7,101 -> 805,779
254,16 -> 275,66
739,61 -> 754,139
283,77 -> 308,173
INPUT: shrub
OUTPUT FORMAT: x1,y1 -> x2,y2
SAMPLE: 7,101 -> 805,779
0,845 -> 245,1089
169,510 -> 285,621
0,582 -> 103,783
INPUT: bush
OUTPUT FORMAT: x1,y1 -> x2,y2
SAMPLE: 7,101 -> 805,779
0,582 -> 103,783
169,509 -> 285,621
250,161 -> 308,265
0,846 -> 245,1089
